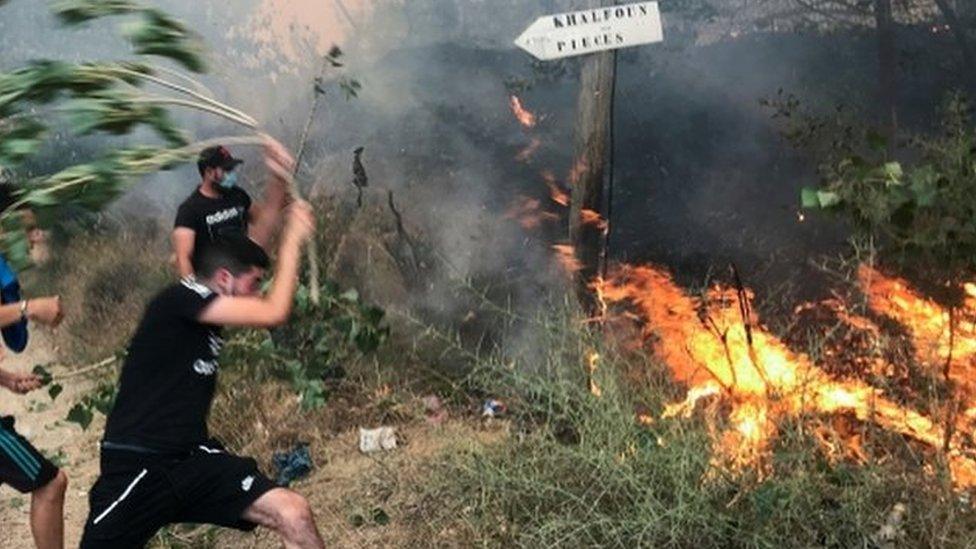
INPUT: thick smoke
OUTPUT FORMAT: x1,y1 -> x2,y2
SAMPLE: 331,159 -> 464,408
0,0 -> 970,319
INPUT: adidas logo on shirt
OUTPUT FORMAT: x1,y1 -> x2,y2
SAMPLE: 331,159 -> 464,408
241,475 -> 254,492
208,334 -> 223,357
193,359 -> 217,376
205,207 -> 244,226
180,276 -> 213,298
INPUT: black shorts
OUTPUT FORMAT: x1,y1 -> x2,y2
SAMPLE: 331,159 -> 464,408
80,440 -> 276,549
0,416 -> 59,493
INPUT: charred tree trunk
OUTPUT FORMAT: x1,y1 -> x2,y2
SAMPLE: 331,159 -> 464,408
933,0 -> 976,92
570,1 -> 616,311
873,0 -> 897,149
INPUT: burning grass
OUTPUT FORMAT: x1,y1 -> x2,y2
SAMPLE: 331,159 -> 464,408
27,216 -> 172,362
410,302 -> 976,547
595,263 -> 976,490
28,167 -> 976,546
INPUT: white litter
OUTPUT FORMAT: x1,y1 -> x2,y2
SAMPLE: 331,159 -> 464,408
359,426 -> 397,453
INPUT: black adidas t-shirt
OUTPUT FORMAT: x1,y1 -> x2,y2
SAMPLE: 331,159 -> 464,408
174,187 -> 252,255
103,279 -> 223,453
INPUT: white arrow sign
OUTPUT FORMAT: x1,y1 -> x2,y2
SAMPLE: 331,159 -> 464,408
515,1 -> 663,61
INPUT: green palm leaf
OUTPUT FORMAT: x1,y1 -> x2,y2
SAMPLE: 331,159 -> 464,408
52,0 -> 141,25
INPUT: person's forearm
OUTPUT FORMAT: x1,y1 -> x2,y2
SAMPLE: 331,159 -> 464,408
0,301 -> 26,329
253,175 -> 289,247
248,204 -> 281,248
266,231 -> 304,319
265,173 -> 289,212
172,230 -> 197,278
176,255 -> 194,277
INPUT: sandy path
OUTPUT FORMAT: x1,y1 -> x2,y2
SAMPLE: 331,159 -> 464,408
0,329 -> 499,548
0,328 -> 103,548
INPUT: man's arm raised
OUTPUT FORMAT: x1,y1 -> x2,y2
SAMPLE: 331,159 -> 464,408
248,136 -> 292,248
199,201 -> 315,328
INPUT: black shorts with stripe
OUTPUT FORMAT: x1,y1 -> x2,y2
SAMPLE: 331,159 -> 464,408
0,416 -> 58,493
80,440 -> 276,549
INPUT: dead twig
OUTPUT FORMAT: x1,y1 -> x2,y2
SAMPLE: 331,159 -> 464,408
290,57 -> 334,305
387,190 -> 420,273
353,146 -> 367,208
730,263 -> 772,394
944,305 -> 955,382
52,355 -> 118,381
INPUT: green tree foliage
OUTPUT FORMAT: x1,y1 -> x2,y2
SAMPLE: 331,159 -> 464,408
767,91 -> 976,274
0,0 -> 379,420
224,281 -> 390,410
0,0 -> 224,269
0,1 -> 359,273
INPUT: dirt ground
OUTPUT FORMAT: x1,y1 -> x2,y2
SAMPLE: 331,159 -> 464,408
0,328 -> 103,548
218,420 -> 503,549
0,330 -> 499,548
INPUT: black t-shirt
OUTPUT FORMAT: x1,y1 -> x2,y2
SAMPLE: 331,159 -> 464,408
103,278 -> 223,453
174,187 -> 252,255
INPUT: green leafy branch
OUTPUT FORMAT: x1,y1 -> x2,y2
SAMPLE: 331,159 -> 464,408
0,1 -> 257,268
775,91 -> 976,274
66,382 -> 116,430
31,354 -> 122,429
0,135 -> 267,267
225,281 -> 389,410
53,0 -> 205,71
0,1 -> 361,305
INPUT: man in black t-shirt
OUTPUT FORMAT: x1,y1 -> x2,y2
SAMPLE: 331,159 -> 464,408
172,137 -> 290,277
81,198 -> 323,549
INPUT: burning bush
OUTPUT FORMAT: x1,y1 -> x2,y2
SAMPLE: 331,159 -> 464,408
409,303 -> 976,547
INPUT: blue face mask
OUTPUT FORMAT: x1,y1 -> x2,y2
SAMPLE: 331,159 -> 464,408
218,170 -> 238,189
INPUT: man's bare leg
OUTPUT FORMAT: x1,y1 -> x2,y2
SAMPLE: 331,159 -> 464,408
242,487 -> 324,549
30,470 -> 67,549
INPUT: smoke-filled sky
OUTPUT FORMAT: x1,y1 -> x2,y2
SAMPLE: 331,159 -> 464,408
0,0 -> 971,310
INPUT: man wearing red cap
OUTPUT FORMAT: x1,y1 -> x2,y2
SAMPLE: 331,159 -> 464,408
171,138 -> 291,277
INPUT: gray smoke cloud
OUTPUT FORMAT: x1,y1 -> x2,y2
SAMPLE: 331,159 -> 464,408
0,0 -> 969,322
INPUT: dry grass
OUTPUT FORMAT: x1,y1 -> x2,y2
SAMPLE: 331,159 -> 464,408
152,352 -> 504,548
30,207 -> 976,548
27,218 -> 172,362
406,327 -> 976,548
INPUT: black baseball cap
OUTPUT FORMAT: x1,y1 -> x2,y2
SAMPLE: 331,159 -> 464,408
197,145 -> 244,175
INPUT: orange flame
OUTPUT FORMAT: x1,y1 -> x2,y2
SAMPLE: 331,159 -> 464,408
661,382 -> 721,419
595,263 -> 976,486
542,170 -> 570,207
568,157 -> 588,186
794,298 -> 880,335
509,95 -> 537,129
857,265 -> 976,488
581,209 -> 608,233
552,244 -> 581,274
516,137 -> 541,163
504,197 -> 558,230
859,265 -> 976,378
